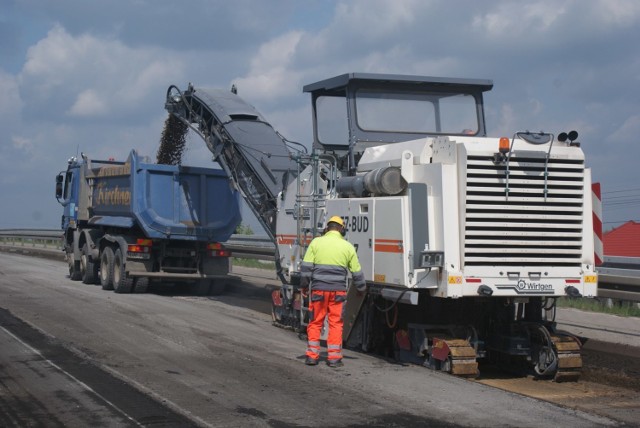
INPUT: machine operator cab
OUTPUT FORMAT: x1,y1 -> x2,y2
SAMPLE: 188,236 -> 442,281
303,73 -> 494,174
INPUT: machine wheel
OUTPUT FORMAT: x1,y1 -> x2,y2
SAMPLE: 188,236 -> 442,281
113,248 -> 134,293
270,287 -> 303,332
533,346 -> 557,378
100,246 -> 115,290
271,289 -> 284,324
133,277 -> 149,294
80,243 -> 98,284
68,251 -> 82,281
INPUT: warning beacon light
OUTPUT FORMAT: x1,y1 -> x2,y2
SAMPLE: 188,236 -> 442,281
493,137 -> 511,164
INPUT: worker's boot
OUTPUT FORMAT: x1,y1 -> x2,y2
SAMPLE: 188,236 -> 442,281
326,358 -> 343,368
305,356 -> 319,366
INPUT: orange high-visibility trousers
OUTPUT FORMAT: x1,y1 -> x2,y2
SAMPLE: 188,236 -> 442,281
306,290 -> 346,361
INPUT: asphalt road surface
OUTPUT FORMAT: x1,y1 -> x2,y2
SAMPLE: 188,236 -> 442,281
0,252 -> 618,427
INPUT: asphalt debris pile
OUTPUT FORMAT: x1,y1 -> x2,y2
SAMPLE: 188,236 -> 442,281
157,114 -> 188,165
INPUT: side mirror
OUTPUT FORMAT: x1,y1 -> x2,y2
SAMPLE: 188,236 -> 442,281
55,174 -> 64,199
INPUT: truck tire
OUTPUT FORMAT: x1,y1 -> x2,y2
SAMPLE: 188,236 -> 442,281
133,277 -> 149,294
81,243 -> 98,284
209,280 -> 227,296
100,247 -> 115,290
113,248 -> 134,293
68,251 -> 82,281
192,279 -> 226,296
192,279 -> 211,296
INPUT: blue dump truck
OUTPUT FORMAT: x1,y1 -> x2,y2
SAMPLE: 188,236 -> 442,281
55,150 -> 241,295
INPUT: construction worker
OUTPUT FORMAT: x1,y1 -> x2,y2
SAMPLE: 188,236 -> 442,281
300,215 -> 366,367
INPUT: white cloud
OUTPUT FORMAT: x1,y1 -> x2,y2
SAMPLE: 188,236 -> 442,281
293,0 -> 424,71
69,89 -> 108,116
12,136 -> 32,151
124,60 -> 180,101
472,0 -> 640,46
0,70 -> 23,125
20,25 -> 96,94
473,2 -> 564,38
489,103 -> 517,137
14,0 -> 295,51
232,31 -> 304,101
592,0 -> 640,27
19,24 -> 185,120
265,105 -> 313,149
333,0 -> 419,36
607,114 -> 640,145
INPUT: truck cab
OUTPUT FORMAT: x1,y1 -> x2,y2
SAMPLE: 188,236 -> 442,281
56,157 -> 82,231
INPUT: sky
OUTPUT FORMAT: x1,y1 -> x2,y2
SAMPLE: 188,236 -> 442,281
1,0 -> 639,233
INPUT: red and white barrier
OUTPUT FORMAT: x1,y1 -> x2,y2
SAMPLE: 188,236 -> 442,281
592,182 -> 603,266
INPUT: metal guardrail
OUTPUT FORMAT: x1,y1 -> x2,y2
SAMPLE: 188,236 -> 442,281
1,229 -> 639,301
0,229 -> 62,249
598,256 -> 640,302
0,228 -> 275,260
225,234 -> 275,261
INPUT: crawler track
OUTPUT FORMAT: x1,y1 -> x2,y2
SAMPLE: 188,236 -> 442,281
550,333 -> 582,382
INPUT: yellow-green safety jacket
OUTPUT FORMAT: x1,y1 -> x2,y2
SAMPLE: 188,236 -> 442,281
300,230 -> 366,292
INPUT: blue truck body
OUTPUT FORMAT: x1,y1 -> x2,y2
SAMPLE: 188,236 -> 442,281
56,150 -> 241,294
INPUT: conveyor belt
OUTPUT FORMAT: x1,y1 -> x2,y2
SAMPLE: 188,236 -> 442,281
165,84 -> 301,284
165,84 -> 299,240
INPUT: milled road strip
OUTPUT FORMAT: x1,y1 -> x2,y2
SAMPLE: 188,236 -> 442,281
0,308 -> 199,428
0,324 -> 140,427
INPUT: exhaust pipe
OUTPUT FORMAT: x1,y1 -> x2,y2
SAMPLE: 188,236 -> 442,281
336,166 -> 407,197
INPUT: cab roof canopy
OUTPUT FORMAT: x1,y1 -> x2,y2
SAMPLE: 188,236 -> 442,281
303,72 -> 495,158
303,72 -> 494,94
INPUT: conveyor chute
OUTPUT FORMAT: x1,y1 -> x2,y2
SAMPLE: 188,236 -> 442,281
165,85 -> 300,239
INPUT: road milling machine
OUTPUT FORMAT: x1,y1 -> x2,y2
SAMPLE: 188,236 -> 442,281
164,73 -> 597,381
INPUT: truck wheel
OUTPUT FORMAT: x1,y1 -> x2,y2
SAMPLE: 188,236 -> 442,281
68,251 -> 82,281
133,277 -> 149,294
100,247 -> 115,290
192,279 -> 211,296
113,248 -> 134,293
209,280 -> 227,296
81,243 -> 98,284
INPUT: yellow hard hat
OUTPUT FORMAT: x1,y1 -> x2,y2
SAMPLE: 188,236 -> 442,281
327,216 -> 344,227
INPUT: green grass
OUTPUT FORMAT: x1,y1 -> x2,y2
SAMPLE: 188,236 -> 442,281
232,257 -> 275,270
557,297 -> 640,318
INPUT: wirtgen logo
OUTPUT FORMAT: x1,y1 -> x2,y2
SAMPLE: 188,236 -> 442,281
497,280 -> 554,294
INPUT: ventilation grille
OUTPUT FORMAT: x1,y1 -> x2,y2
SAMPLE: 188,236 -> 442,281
464,154 -> 585,267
